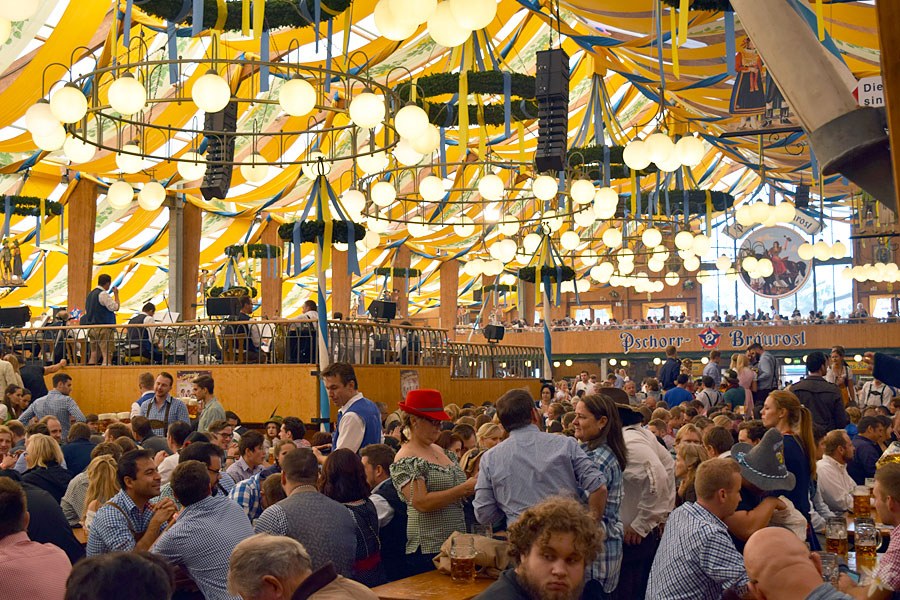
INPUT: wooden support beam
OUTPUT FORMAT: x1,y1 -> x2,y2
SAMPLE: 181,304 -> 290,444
876,0 -> 900,214
522,280 -> 536,326
180,201 -> 201,321
66,179 -> 97,314
331,249 -> 351,318
392,244 -> 411,318
439,259 -> 459,330
260,220 -> 284,319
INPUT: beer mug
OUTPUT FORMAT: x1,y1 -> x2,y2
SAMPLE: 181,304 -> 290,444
816,552 -> 839,587
450,534 -> 477,583
854,518 -> 880,572
853,485 -> 872,518
866,477 -> 877,504
825,517 -> 848,560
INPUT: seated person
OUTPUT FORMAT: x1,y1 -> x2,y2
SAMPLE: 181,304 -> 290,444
225,295 -> 264,364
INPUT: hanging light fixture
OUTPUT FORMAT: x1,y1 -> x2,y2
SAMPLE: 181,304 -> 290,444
25,100 -> 59,137
279,77 -> 317,116
108,73 -> 147,115
192,70 -> 231,113
241,153 -> 269,183
478,173 -> 504,201
107,179 -> 134,209
49,83 -> 88,123
177,152 -> 207,181
138,181 -> 167,211
349,91 -> 386,129
532,175 -> 558,201
395,104 -> 430,140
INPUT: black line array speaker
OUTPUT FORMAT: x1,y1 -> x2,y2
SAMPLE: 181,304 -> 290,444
206,297 -> 242,317
201,101 -> 238,201
484,324 -> 505,342
534,48 -> 570,173
795,184 -> 810,209
0,306 -> 31,327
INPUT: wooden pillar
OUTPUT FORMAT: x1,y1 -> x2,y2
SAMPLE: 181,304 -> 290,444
876,0 -> 900,212
481,274 -> 495,322
331,249 -> 351,318
439,259 -> 459,330
522,280 -> 535,325
392,244 -> 411,318
180,201 -> 201,321
67,179 -> 97,313
260,220 -> 284,319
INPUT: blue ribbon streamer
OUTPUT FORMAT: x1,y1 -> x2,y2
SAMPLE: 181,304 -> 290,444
124,0 -> 133,48
167,22 -> 178,84
683,189 -> 689,226
192,0 -> 203,36
543,319 -> 552,367
314,0 -> 321,50
325,18 -> 332,93
603,144 -> 610,187
322,178 -> 361,276
260,30 -> 270,92
225,257 -> 234,290
724,11 -> 736,77
265,243 -> 272,278
3,197 -> 10,239
503,72 -> 511,137
439,128 -> 447,177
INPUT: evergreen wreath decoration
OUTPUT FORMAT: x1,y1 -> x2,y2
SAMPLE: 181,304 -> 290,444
661,0 -> 732,11
395,71 -> 540,127
567,145 -> 658,179
277,220 -> 366,243
136,0 -> 353,31
517,265 -> 576,283
613,189 -> 735,217
209,285 -> 258,298
0,196 -> 63,217
224,244 -> 282,258
374,267 -> 422,278
483,284 -> 516,293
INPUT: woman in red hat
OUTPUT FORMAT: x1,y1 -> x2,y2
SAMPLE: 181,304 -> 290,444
390,389 -> 476,575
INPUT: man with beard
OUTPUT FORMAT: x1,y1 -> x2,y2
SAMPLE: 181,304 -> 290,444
474,496 -> 603,600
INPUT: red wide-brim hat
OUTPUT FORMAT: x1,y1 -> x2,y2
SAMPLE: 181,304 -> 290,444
398,389 -> 451,421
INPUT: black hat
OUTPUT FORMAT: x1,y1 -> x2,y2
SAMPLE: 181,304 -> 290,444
730,428 -> 796,492
616,403 -> 643,427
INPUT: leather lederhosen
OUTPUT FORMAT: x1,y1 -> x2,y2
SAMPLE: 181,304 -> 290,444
144,398 -> 172,433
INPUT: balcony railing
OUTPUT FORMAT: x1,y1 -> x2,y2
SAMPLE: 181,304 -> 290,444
4,319 -> 544,377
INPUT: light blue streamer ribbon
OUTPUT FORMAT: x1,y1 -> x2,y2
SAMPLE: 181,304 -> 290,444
260,30 -> 270,92
724,11 -> 736,77
192,0 -> 203,36
124,0 -> 133,47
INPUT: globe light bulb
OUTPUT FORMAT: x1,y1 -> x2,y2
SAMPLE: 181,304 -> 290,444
464,258 -> 484,276
374,0 -> 419,40
388,0 -> 437,26
25,100 -> 60,137
645,132 -> 675,165
497,239 -> 517,262
367,216 -> 390,233
797,242 -> 814,261
279,77 -> 317,116
773,201 -> 796,223
63,136 -> 96,163
831,241 -> 847,260
409,124 -> 440,155
573,206 -> 596,228
813,240 -> 831,262
641,227 -> 662,248
580,253 -> 598,268
498,219 -> 519,236
108,73 -> 147,116
683,255 -> 700,271
715,254 -> 732,271
736,204 -> 754,226
428,1 -> 470,48
674,135 -> 705,167
371,181 -> 396,207
478,173 -> 504,201
33,126 -> 66,151
362,230 -> 381,250
116,143 -> 144,174
349,91 -> 385,129
240,153 -> 269,183
691,233 -> 711,256
570,179 -> 595,205
560,231 -> 580,251
750,201 -> 771,224
192,70 -> 231,113
674,230 -> 694,251
449,0 -> 497,30
523,233 -> 542,255
532,175 -> 558,201
622,139 -> 651,170
419,175 -> 445,202
665,271 -> 680,286
602,227 -> 622,249
341,190 -> 366,214
392,138 -> 424,166
177,152 -> 207,181
138,181 -> 166,211
302,151 -> 333,179
757,258 -> 774,277
453,216 -> 476,238
483,259 -> 503,276
742,256 -> 759,272
357,151 -> 388,175
593,187 -> 618,219
395,104 -> 430,140
107,180 -> 134,209
50,83 -> 88,124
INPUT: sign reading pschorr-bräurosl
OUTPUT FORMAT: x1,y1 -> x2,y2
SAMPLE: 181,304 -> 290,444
619,326 -> 807,354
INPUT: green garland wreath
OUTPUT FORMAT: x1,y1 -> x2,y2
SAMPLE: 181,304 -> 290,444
209,285 -> 258,298
277,220 -> 366,244
224,244 -> 282,259
483,284 -> 516,293
517,266 -> 575,283
613,189 -> 735,217
661,0 -> 732,11
395,71 -> 539,127
567,145 -> 658,179
0,196 -> 63,217
374,267 -> 422,278
137,0 -> 352,31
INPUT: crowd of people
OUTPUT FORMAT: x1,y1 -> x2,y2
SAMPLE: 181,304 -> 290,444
1,346 -> 900,600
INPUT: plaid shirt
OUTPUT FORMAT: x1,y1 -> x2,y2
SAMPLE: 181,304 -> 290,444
18,390 -> 85,440
61,472 -> 89,525
876,524 -> 900,591
582,442 -> 623,593
229,472 -> 264,523
142,396 -> 190,437
645,501 -> 750,600
86,489 -> 158,556
155,472 -> 235,510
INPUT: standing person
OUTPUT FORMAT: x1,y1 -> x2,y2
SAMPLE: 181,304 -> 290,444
473,497 -> 604,600
253,448 -> 357,577
225,431 -> 266,483
0,478 -> 72,598
360,443 -> 409,582
696,376 -> 724,412
154,460 -> 255,600
645,460 -> 751,600
816,430 -> 856,514
130,373 -> 156,419
193,375 -> 224,433
17,373 -> 84,440
320,449 -> 387,587
703,351 -> 722,388
140,373 -> 189,438
572,392 -> 627,598
759,391 -> 817,526
391,390 -> 475,575
81,273 -> 119,366
18,356 -> 65,402
748,342 -> 778,415
731,353 -> 757,417
574,371 -> 594,396
320,362 -> 382,454
659,346 -> 681,391
860,377 -> 896,409
826,345 -> 857,407
664,374 -> 694,406
614,404 -> 675,600
86,449 -> 178,556
789,351 -> 848,432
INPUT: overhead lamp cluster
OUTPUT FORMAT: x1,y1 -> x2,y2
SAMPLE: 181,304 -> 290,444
622,133 -> 705,173
797,240 -> 846,261
735,200 -> 797,228
841,262 -> 900,283
374,0 -> 497,46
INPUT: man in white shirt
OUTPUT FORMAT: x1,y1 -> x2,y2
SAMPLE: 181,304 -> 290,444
618,403 -> 675,600
573,371 -> 594,396
816,429 -> 856,514
860,378 -> 896,409
318,362 -> 382,457
82,273 -> 119,366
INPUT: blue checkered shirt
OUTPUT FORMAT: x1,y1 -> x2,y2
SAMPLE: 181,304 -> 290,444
18,390 -> 85,440
153,494 -> 255,600
229,471 -> 264,522
86,489 -> 158,556
155,471 -> 235,510
141,395 -> 190,436
645,501 -> 750,600
582,442 -> 623,593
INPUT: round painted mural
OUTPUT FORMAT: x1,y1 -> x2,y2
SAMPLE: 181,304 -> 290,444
738,225 -> 812,299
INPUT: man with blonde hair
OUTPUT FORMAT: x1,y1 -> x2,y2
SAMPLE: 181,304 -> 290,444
646,459 -> 750,600
227,533 -> 377,600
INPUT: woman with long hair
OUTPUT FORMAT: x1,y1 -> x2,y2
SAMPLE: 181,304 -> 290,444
435,431 -> 464,461
0,424 -> 14,470
730,353 -> 758,416
83,454 -> 120,531
760,390 -> 817,520
22,433 -> 72,503
1,354 -> 23,388
572,392 -> 627,596
826,345 -> 857,406
675,443 -> 709,506
1,384 -> 25,423
320,449 -> 387,587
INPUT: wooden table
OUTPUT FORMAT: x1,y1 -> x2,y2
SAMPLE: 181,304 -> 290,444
372,570 -> 493,600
